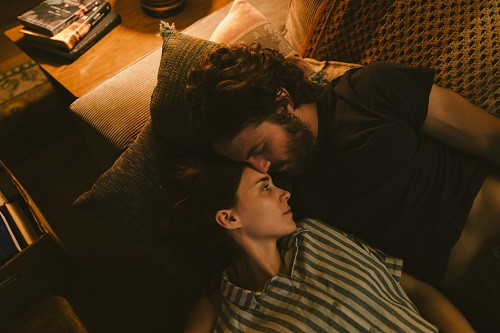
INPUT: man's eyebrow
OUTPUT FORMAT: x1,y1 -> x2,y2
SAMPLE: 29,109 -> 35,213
246,142 -> 262,160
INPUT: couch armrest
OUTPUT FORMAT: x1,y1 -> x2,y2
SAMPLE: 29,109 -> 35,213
70,47 -> 161,171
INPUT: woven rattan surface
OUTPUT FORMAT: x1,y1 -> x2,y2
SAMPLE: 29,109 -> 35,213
302,0 -> 499,115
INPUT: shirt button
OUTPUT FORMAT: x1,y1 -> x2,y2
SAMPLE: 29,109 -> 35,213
299,283 -> 307,289
370,328 -> 379,333
333,301 -> 340,307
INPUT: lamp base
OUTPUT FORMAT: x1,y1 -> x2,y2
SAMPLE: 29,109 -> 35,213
140,0 -> 185,18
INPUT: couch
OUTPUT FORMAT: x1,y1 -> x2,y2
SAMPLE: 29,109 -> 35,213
69,0 -> 498,329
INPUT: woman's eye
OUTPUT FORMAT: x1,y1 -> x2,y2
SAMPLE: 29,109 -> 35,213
262,184 -> 270,191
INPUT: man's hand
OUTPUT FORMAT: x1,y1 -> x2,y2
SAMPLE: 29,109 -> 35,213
401,272 -> 476,333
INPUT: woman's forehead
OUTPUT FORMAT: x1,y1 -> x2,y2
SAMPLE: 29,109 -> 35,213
240,167 -> 270,188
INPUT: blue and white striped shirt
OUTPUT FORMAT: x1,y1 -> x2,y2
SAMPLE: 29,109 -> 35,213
214,218 -> 438,332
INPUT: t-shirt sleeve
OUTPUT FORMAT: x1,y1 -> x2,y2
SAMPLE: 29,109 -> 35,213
348,61 -> 435,129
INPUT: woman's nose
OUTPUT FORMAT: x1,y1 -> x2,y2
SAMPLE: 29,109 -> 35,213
281,190 -> 291,202
248,156 -> 271,174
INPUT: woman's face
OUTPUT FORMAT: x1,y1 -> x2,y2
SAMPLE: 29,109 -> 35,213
231,167 -> 296,241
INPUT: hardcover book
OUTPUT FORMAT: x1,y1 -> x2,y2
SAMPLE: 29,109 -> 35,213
21,1 -> 111,51
17,0 -> 101,36
0,209 -> 21,265
30,11 -> 121,61
0,168 -> 42,247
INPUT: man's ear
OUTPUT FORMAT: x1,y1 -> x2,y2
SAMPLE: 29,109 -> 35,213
277,88 -> 294,113
215,209 -> 241,230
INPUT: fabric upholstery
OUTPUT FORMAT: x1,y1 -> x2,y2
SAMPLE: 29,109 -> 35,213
74,119 -> 188,281
70,48 -> 162,170
149,27 -> 216,148
301,0 -> 500,116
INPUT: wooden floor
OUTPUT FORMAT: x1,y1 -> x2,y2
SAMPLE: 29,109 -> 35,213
1,0 -> 230,332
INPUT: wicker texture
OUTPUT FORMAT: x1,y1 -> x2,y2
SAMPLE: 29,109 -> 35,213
302,0 -> 499,116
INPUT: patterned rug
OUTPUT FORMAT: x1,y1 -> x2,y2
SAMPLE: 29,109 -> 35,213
0,60 -> 75,165
0,60 -> 52,113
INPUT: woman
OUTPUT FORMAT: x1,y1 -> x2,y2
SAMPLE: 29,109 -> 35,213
168,154 -> 475,333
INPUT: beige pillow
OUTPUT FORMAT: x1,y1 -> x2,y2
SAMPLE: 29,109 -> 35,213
209,0 -> 314,77
285,0 -> 323,55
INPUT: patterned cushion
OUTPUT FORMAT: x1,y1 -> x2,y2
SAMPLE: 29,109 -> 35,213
210,0 -> 294,55
74,119 -> 188,280
149,26 -> 216,148
301,0 -> 499,116
210,0 -> 314,76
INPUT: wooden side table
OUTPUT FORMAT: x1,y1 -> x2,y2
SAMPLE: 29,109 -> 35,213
3,0 -> 231,99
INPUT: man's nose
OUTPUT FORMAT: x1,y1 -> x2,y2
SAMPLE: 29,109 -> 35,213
248,157 -> 271,173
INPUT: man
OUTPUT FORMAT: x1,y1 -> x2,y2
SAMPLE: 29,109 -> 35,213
186,43 -> 500,330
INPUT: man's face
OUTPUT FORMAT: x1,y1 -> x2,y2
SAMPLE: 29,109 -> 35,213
213,114 -> 317,176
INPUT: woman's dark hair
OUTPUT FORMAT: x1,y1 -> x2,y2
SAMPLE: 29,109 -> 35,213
186,43 -> 317,144
166,152 -> 246,296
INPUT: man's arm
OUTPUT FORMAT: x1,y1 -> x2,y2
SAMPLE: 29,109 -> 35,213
183,292 -> 222,333
400,272 -> 476,333
421,84 -> 500,165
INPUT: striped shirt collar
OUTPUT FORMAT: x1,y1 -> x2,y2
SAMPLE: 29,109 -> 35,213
219,227 -> 309,310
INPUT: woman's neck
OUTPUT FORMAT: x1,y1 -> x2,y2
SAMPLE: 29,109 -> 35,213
230,241 -> 288,291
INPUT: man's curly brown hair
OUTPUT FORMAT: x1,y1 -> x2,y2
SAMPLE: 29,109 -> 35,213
186,43 -> 317,144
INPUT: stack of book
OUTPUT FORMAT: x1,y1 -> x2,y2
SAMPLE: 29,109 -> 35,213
0,164 -> 43,266
17,0 -> 122,61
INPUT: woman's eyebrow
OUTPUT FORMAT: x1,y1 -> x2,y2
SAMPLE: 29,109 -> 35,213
254,176 -> 270,186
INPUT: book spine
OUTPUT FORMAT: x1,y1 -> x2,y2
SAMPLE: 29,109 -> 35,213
0,191 -> 39,246
0,210 -> 21,265
65,2 -> 111,50
51,0 -> 103,36
69,12 -> 121,58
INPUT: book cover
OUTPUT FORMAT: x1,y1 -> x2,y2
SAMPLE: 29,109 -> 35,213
0,209 -> 21,265
30,11 -> 121,61
21,1 -> 111,51
17,0 -> 101,36
0,170 -> 42,247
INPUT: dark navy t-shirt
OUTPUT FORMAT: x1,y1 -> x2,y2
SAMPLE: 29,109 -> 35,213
289,61 -> 489,286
